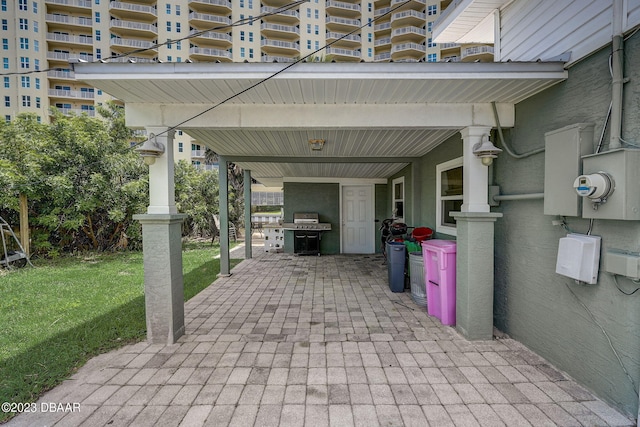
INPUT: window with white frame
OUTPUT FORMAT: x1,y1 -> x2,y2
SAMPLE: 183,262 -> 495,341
436,157 -> 463,236
392,176 -> 404,222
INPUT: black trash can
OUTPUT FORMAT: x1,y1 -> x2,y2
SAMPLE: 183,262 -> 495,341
386,241 -> 406,293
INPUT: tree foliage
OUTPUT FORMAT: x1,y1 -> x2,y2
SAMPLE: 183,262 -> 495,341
0,105 -> 222,256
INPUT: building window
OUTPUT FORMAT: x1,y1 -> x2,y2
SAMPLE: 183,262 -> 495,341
307,24 -> 311,34
428,21 -> 433,33
427,38 -> 436,48
314,9 -> 318,19
427,53 -> 437,62
96,48 -> 101,59
248,0 -> 252,8
19,0 -> 28,10
19,19 -> 28,30
33,1 -> 38,12
176,22 -> 181,32
240,0 -> 244,7
178,130 -> 183,135
166,38 -> 172,49
167,55 -> 172,61
368,33 -> 372,42
307,40 -> 311,49
392,177 -> 405,223
2,20 -> 7,31
436,157 -> 463,236
428,4 -> 437,15
368,2 -> 372,12
5,115 -> 10,123
34,59 -> 39,70
240,47 -> 245,58
4,96 -> 10,107
3,77 -> 8,88
368,47 -> 372,57
2,58 -> 8,69
175,5 -> 180,15
315,41 -> 319,49
248,32 -> 253,42
21,76 -> 30,88
240,31 -> 245,41
95,12 -> 100,23
33,40 -> 39,52
176,41 -> 181,50
2,39 -> 7,50
1,1 -> 6,12
178,142 -> 183,152
249,15 -> 253,25
20,38 -> 29,50
35,97 -> 40,108
36,116 -> 40,123
306,9 -> 310,18
33,21 -> 38,32
35,77 -> 39,88
95,30 -> 101,41
166,3 -> 171,14
97,89 -> 102,95
22,95 -> 31,107
314,25 -> 319,35
166,21 -> 171,31
249,48 -> 253,58
176,57 -> 181,62
20,57 -> 29,69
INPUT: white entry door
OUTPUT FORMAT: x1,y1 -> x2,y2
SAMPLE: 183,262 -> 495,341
342,185 -> 374,254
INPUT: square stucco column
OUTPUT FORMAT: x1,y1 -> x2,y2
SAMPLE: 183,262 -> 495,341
133,127 -> 186,344
451,211 -> 502,340
133,213 -> 187,344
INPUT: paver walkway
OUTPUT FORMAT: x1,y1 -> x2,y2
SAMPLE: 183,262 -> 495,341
8,251 -> 635,426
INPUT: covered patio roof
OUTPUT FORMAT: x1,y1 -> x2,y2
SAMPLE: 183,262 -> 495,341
75,61 -> 567,186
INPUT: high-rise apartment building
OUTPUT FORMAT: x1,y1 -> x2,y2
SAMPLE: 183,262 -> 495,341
1,0 -> 492,163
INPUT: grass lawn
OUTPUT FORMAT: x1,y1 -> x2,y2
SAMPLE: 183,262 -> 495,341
0,241 -> 241,422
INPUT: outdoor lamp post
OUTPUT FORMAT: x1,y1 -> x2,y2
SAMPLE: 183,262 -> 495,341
472,134 -> 502,166
135,133 -> 165,165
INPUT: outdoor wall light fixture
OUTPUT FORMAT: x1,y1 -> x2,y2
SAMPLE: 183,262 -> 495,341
472,134 -> 502,166
309,139 -> 325,151
135,133 -> 165,165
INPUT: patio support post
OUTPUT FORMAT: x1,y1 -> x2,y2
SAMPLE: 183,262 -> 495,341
219,156 -> 231,277
133,127 -> 186,345
244,169 -> 252,259
451,126 -> 502,340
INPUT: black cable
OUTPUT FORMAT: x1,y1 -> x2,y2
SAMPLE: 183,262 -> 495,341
612,274 -> 640,295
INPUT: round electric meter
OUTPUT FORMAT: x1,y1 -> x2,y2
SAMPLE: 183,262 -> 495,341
573,172 -> 615,202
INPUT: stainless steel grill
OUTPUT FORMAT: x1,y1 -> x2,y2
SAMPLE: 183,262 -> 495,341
283,213 -> 331,256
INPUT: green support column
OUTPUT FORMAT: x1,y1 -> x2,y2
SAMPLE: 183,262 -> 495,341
244,169 -> 252,259
219,156 -> 230,277
450,211 -> 502,340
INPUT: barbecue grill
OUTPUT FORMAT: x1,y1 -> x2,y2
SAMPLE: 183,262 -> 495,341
282,212 -> 331,256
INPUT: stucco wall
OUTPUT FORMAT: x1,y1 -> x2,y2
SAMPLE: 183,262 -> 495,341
375,184 -> 388,253
492,34 -> 640,417
283,183 -> 340,254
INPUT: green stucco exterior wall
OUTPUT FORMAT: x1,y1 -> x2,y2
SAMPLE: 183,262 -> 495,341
492,34 -> 640,418
375,184 -> 388,254
283,182 -> 340,255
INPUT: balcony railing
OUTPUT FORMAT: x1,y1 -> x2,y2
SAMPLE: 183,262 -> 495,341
374,22 -> 392,32
261,39 -> 300,49
461,45 -> 494,59
326,1 -> 361,12
261,55 -> 296,62
441,55 -> 461,62
189,29 -> 232,42
326,32 -> 361,43
189,0 -> 232,9
392,26 -> 426,37
440,42 -> 460,49
374,7 -> 391,17
47,51 -> 94,62
56,107 -> 96,117
110,38 -> 156,49
261,22 -> 299,35
391,42 -> 426,53
47,70 -> 75,79
260,6 -> 299,18
391,0 -> 426,6
188,12 -> 232,25
45,0 -> 91,8
191,150 -> 206,158
110,1 -> 157,16
46,33 -> 93,45
108,56 -> 156,63
392,10 -> 426,21
326,16 -> 361,27
110,19 -> 157,34
374,51 -> 391,61
45,14 -> 93,26
189,47 -> 232,59
326,47 -> 360,58
48,89 -> 95,99
375,37 -> 391,46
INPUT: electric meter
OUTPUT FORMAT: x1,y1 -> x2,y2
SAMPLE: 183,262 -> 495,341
573,172 -> 615,203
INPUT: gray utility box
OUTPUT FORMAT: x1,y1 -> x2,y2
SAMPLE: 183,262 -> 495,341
544,123 -> 594,216
581,148 -> 640,220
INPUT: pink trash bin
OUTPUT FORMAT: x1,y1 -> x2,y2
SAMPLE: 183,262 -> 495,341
422,240 -> 457,326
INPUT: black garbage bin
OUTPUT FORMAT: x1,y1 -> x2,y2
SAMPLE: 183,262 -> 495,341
386,241 -> 406,293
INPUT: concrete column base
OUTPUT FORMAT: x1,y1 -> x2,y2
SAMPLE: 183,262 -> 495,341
133,213 -> 188,344
450,211 -> 502,341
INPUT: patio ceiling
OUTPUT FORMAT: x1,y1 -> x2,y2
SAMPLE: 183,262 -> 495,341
74,61 -> 567,186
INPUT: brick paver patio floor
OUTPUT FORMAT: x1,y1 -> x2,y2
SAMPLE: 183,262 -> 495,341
8,251 -> 635,426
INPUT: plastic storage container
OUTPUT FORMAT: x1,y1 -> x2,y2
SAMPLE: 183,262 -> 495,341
409,251 -> 426,307
422,240 -> 457,325
386,241 -> 406,293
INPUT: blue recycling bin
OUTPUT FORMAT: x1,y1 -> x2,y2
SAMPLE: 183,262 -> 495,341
386,241 -> 406,293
